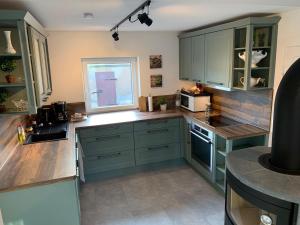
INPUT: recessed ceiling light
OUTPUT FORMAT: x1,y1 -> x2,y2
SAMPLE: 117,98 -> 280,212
83,12 -> 94,19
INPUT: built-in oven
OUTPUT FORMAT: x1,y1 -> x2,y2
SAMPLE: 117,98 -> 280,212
190,122 -> 214,173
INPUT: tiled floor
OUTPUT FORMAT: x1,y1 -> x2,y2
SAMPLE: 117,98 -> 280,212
80,165 -> 225,225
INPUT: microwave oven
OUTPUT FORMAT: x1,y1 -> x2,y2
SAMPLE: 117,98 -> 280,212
180,93 -> 210,112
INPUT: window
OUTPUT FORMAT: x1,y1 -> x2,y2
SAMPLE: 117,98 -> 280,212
82,57 -> 139,113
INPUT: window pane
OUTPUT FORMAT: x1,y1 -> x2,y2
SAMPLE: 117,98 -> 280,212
86,62 -> 134,109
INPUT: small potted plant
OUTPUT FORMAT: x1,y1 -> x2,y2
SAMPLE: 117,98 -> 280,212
0,58 -> 17,83
157,96 -> 167,111
0,89 -> 8,112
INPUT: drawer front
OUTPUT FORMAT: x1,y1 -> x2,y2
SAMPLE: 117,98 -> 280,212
80,133 -> 134,156
135,143 -> 181,165
78,123 -> 133,138
84,150 -> 135,174
134,118 -> 179,131
134,126 -> 180,148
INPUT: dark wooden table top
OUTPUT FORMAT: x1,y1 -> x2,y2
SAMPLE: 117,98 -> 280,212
0,109 -> 269,192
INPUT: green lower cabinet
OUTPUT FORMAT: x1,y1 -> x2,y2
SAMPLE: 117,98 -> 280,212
78,117 -> 182,178
135,143 -> 181,166
0,179 -> 80,225
84,150 -> 135,175
213,134 -> 267,192
134,126 -> 179,148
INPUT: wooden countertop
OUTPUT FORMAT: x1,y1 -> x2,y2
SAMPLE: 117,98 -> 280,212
0,109 -> 269,193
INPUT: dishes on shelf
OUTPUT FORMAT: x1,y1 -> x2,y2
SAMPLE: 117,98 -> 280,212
240,76 -> 266,88
12,99 -> 28,112
238,50 -> 268,68
3,31 -> 16,54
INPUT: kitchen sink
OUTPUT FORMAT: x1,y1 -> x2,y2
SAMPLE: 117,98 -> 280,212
25,122 -> 68,144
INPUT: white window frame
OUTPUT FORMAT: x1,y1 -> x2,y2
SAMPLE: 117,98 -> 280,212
82,57 -> 139,114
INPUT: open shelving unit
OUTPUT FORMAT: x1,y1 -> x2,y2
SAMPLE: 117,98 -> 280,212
232,23 -> 277,90
213,134 -> 268,193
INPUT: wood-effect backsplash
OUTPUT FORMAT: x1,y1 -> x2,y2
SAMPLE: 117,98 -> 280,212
205,87 -> 273,131
0,115 -> 25,170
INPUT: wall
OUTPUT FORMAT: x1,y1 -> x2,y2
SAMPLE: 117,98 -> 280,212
46,31 -> 192,103
269,8 -> 300,145
206,88 -> 273,131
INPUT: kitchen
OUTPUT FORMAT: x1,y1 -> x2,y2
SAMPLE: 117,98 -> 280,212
0,1 -> 300,225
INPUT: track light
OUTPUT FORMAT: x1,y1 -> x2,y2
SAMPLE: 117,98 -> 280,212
137,12 -> 153,26
110,0 -> 153,40
112,28 -> 119,41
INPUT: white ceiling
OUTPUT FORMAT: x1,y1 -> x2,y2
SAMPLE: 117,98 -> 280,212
0,0 -> 299,31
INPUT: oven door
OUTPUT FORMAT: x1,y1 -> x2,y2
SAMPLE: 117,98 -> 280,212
190,130 -> 213,171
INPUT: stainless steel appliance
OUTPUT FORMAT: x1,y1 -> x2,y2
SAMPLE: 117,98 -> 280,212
180,92 -> 210,112
190,122 -> 214,174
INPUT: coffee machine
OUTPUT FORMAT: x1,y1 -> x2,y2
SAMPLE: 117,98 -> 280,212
52,101 -> 68,122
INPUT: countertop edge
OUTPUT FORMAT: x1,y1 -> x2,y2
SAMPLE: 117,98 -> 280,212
226,147 -> 300,204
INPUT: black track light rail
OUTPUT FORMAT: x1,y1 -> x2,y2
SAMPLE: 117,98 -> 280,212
110,0 -> 151,32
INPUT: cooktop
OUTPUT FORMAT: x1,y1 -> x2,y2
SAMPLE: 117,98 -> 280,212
204,116 -> 241,127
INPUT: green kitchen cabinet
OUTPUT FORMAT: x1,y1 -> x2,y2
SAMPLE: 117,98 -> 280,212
0,10 -> 52,114
191,35 -> 205,82
179,35 -> 205,82
77,117 -> 182,179
179,37 -> 192,80
182,119 -> 191,163
213,134 -> 268,192
0,179 -> 81,225
204,29 -> 234,88
178,16 -> 280,91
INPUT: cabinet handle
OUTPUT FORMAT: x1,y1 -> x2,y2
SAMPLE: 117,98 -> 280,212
147,120 -> 168,125
180,77 -> 189,81
148,145 -> 169,151
147,129 -> 169,134
192,79 -> 201,82
97,152 -> 121,160
207,81 -> 224,86
95,135 -> 121,141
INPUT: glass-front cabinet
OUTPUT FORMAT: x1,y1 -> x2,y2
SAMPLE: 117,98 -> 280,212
232,20 -> 278,90
0,10 -> 52,114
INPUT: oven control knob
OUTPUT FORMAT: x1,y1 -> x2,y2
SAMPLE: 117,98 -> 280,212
260,214 -> 273,225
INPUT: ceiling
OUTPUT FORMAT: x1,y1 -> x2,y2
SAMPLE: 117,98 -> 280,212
0,0 -> 299,31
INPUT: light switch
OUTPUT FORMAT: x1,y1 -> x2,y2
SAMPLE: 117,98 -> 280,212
0,209 -> 3,225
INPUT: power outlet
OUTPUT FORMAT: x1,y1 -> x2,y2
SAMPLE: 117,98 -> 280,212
0,209 -> 3,225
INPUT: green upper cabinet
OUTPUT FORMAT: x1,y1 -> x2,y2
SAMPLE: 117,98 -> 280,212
191,35 -> 205,83
179,35 -> 205,82
0,10 -> 52,114
179,37 -> 192,80
204,29 -> 233,88
178,16 -> 280,91
232,24 -> 278,90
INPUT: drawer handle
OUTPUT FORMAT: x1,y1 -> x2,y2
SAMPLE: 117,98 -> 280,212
97,152 -> 121,160
147,120 -> 168,125
95,135 -> 121,141
207,81 -> 224,86
147,129 -> 169,134
96,124 -> 120,131
148,145 -> 169,151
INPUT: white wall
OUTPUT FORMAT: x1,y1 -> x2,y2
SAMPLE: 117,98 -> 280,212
269,8 -> 300,145
46,31 -> 192,103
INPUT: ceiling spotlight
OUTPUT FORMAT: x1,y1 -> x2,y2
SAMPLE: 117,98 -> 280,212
112,31 -> 119,41
83,12 -> 94,19
137,13 -> 153,26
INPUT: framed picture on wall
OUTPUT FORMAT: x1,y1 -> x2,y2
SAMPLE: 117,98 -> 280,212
150,74 -> 163,88
150,55 -> 162,69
